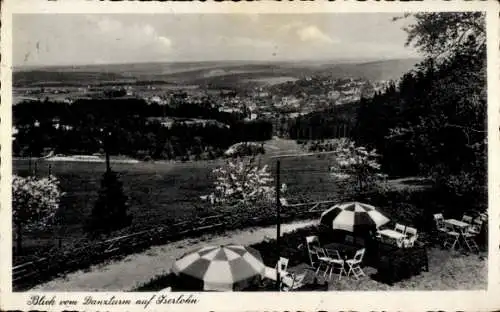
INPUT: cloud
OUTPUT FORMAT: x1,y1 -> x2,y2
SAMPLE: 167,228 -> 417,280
157,36 -> 172,47
87,16 -> 173,54
296,25 -> 336,44
277,22 -> 338,45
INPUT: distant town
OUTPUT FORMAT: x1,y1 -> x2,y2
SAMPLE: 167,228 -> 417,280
13,71 -> 391,142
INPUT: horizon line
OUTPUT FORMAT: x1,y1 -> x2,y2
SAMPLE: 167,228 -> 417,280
14,56 -> 422,70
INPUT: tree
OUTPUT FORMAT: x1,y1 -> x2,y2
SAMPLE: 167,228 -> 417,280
328,138 -> 386,192
384,12 -> 487,213
203,157 -> 286,209
400,12 -> 486,62
85,170 -> 131,237
12,175 -> 62,253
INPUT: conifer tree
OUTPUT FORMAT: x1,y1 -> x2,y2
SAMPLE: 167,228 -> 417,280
85,170 -> 131,236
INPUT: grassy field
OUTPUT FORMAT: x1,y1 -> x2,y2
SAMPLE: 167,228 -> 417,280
13,138 -> 350,260
14,159 -> 218,249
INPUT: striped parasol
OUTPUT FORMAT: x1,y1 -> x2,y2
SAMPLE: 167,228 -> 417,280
172,244 -> 265,291
320,202 -> 390,233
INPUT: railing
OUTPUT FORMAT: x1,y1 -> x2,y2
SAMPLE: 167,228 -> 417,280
11,212 -> 263,290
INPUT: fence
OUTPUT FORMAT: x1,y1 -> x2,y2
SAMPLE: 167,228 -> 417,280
12,203 -> 331,290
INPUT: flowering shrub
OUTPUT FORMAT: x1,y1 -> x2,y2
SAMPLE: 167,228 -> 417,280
202,157 -> 286,208
12,174 -> 63,251
12,175 -> 62,229
328,138 -> 387,192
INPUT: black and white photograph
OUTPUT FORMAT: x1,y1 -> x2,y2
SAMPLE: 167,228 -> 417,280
6,8 -> 492,297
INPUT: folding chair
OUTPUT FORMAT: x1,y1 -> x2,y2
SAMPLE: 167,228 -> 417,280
345,248 -> 366,280
324,248 -> 346,280
462,215 -> 473,224
468,218 -> 483,235
443,223 -> 460,249
403,235 -> 418,248
460,228 -> 480,253
480,212 -> 487,222
264,257 -> 289,281
394,223 -> 406,235
405,227 -> 418,238
281,272 -> 307,291
433,213 -> 448,233
305,236 -> 321,268
314,247 -> 332,278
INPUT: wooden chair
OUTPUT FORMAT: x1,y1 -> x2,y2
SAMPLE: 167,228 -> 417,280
346,248 -> 366,280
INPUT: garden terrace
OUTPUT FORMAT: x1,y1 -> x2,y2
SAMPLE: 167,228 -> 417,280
134,225 -> 486,291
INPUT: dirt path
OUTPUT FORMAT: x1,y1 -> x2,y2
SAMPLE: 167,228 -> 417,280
29,219 -> 317,292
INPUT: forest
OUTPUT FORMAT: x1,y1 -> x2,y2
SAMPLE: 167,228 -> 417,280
13,98 -> 273,160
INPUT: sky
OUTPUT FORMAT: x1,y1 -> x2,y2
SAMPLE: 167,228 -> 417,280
13,13 -> 420,67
